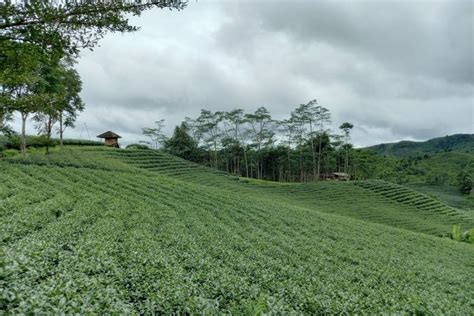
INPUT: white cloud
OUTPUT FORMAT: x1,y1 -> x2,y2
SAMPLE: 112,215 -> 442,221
14,0 -> 474,147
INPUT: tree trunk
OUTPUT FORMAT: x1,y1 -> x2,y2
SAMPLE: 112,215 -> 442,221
59,112 -> 64,148
344,134 -> 349,174
310,122 -> 316,181
244,149 -> 249,178
287,146 -> 291,182
299,146 -> 303,182
214,142 -> 218,169
317,132 -> 322,180
45,116 -> 51,154
21,112 -> 27,158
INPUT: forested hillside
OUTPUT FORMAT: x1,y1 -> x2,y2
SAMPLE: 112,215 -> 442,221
366,134 -> 474,157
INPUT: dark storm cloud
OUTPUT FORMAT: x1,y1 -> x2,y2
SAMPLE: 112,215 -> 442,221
43,0 -> 472,147
221,0 -> 473,84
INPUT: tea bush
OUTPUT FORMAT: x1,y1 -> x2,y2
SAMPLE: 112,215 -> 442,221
1,148 -> 473,313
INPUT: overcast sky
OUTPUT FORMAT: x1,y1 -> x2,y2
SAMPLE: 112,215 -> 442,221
17,0 -> 474,147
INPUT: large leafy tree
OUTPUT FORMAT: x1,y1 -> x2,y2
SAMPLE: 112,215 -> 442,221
1,0 -> 187,138
34,59 -> 79,152
1,0 -> 187,55
57,64 -> 84,147
0,41 -> 46,156
164,122 -> 199,162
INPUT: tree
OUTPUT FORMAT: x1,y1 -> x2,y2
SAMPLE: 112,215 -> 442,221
26,58 -> 83,153
196,110 -> 222,168
315,105 -> 331,180
224,109 -> 245,175
1,1 -> 187,56
339,122 -> 354,174
1,1 -> 187,152
57,63 -> 84,147
279,118 -> 298,181
0,107 -> 12,135
0,41 -> 46,156
458,171 -> 472,195
164,122 -> 200,162
245,107 -> 274,179
293,99 -> 319,180
142,119 -> 167,149
288,110 -> 307,182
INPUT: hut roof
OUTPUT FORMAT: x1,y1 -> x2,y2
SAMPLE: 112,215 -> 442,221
97,131 -> 122,139
333,172 -> 350,177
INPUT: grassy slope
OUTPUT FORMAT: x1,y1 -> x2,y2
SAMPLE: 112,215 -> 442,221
1,147 -> 473,313
408,183 -> 474,211
106,149 -> 474,236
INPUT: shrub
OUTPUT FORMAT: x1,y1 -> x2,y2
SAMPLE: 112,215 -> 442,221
126,144 -> 150,150
451,224 -> 461,241
462,228 -> 474,244
61,139 -> 102,146
457,171 -> 472,195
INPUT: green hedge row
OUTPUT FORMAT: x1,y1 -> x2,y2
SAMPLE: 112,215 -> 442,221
0,135 -> 102,151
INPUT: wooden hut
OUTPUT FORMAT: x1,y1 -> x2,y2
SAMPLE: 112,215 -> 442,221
97,131 -> 121,148
333,172 -> 350,181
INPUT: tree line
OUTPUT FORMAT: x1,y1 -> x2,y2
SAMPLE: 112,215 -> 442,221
1,0 -> 187,156
141,101 -> 355,182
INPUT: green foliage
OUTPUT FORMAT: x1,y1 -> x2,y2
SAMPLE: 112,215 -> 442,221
457,170 -> 473,195
462,228 -> 474,244
1,147 -> 473,313
61,139 -> 102,146
407,183 -> 474,211
0,1 -> 187,56
451,224 -> 462,241
8,134 -> 56,149
1,1 -> 186,153
164,122 -> 201,162
126,143 -> 150,150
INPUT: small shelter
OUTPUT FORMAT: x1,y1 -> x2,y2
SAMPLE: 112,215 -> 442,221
333,172 -> 350,181
97,131 -> 121,148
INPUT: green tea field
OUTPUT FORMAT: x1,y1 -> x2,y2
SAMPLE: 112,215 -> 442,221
1,147 -> 473,314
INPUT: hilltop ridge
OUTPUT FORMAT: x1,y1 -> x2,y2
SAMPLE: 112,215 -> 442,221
365,134 -> 474,157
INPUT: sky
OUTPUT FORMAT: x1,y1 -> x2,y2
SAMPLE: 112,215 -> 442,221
16,0 -> 474,147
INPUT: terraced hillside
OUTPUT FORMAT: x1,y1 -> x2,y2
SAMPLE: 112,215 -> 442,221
2,147 -> 473,314
106,148 -> 474,237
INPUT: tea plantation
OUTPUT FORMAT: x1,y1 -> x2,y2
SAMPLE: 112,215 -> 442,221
1,147 -> 473,313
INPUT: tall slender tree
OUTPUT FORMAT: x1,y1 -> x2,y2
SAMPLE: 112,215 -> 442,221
196,109 -> 222,168
225,109 -> 245,174
339,122 -> 354,174
279,118 -> 298,181
290,111 -> 307,181
316,105 -> 331,180
57,63 -> 84,147
245,107 -> 274,179
142,119 -> 167,149
293,99 -> 319,180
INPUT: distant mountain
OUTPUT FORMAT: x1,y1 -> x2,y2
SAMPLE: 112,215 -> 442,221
366,134 -> 474,157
